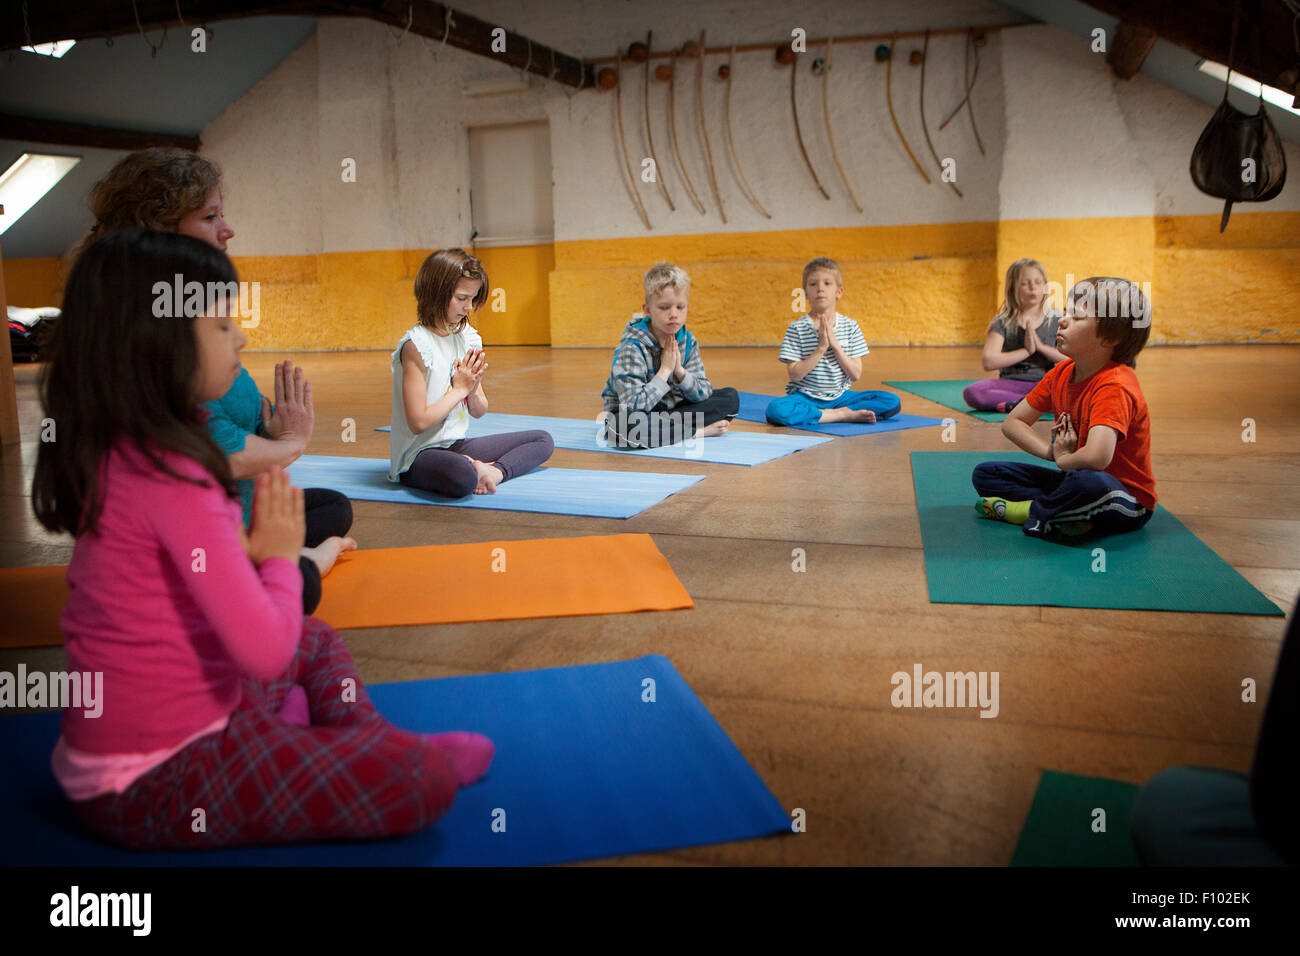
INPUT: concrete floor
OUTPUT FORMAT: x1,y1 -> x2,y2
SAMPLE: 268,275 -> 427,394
2,343 -> 1297,865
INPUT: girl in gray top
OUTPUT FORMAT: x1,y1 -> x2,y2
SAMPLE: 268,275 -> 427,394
964,258 -> 1065,412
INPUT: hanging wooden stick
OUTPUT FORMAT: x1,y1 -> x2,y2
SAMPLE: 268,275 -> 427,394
789,43 -> 831,199
615,53 -> 654,230
938,29 -> 979,128
642,31 -> 675,211
884,34 -> 931,184
919,29 -> 962,198
821,36 -> 862,213
964,28 -> 986,156
695,30 -> 727,222
667,50 -> 707,214
723,45 -> 772,219
938,28 -> 985,157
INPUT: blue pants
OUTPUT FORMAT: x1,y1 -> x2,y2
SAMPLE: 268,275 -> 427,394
1130,767 -> 1288,866
971,461 -> 1152,538
765,389 -> 901,427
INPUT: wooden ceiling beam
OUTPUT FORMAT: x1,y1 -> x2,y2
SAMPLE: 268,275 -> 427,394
1107,21 -> 1157,80
1,0 -> 595,89
0,1 -> 312,49
1086,0 -> 1298,97
0,113 -> 201,151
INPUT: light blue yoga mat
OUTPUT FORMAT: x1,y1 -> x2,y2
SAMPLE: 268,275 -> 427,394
0,656 -> 792,866
287,456 -> 703,519
374,412 -> 829,465
735,391 -> 946,436
911,451 -> 1284,615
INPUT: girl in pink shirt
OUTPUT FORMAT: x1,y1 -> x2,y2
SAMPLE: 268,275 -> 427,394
33,230 -> 492,849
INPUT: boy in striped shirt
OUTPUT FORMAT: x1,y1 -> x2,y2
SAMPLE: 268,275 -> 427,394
765,257 -> 901,427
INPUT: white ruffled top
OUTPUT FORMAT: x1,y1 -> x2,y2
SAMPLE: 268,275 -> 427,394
388,322 -> 483,481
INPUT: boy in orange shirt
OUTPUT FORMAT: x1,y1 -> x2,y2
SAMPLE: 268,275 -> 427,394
972,276 -> 1156,539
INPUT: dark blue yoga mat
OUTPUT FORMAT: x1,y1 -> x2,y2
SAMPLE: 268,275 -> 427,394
735,391 -> 945,436
375,413 -> 829,465
287,456 -> 703,519
0,656 -> 791,866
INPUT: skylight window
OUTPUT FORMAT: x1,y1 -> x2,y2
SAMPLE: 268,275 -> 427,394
1197,59 -> 1300,117
21,39 -> 76,58
0,153 -> 81,236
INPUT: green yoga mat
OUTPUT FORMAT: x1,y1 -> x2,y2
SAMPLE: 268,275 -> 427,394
911,451 -> 1284,615
1012,771 -> 1141,866
883,379 -> 1006,421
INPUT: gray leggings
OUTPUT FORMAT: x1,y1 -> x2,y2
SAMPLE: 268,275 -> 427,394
398,430 -> 555,498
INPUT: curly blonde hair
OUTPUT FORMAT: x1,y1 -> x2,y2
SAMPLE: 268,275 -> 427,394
70,147 -> 222,260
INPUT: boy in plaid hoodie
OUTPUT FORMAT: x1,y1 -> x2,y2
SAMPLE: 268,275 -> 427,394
600,262 -> 739,449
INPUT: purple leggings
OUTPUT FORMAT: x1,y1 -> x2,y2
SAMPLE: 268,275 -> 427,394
399,430 -> 555,498
963,378 -> 1036,411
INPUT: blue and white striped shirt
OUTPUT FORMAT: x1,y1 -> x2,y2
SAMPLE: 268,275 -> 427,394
779,313 -> 869,401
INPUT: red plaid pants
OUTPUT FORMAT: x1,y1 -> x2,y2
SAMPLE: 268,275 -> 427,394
74,617 -> 458,849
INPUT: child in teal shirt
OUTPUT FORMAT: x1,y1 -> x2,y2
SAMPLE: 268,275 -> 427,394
204,362 -> 354,614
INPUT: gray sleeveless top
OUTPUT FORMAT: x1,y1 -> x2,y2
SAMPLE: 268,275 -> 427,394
993,309 -> 1061,382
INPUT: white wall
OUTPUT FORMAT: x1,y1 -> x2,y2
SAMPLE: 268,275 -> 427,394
200,6 -> 1300,259
1118,74 -> 1300,217
998,24 -> 1300,221
203,30 -> 322,257
997,24 -> 1153,220
203,0 -> 1020,255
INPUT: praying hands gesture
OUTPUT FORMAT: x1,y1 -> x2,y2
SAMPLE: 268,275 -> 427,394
1024,324 -> 1040,356
452,348 -> 487,394
1051,414 -> 1078,459
260,361 -> 314,446
656,333 -> 684,382
240,467 -> 305,566
453,348 -> 489,417
815,313 -> 840,352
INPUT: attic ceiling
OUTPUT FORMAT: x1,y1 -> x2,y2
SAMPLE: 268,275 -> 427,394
1000,0 -> 1300,145
0,15 -> 318,259
1,1 -> 1296,261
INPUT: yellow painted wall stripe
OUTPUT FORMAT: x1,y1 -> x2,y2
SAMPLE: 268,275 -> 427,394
5,211 -> 1297,348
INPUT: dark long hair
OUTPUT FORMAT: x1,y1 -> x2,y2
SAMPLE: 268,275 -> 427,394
33,230 -> 238,536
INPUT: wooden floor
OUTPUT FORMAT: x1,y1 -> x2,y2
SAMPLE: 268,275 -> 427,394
2,344 -> 1298,865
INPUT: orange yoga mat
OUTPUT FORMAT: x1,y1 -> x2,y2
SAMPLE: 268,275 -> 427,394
316,533 -> 693,629
0,534 -> 691,646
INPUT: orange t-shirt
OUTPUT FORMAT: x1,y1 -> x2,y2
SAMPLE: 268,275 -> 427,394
1025,360 -> 1157,510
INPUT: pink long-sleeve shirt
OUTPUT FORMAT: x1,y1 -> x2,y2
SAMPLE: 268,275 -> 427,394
57,441 -> 302,766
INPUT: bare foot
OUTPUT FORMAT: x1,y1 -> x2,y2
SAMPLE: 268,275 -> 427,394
820,408 -> 877,424
473,461 -> 504,494
302,536 -> 357,577
696,419 -> 730,438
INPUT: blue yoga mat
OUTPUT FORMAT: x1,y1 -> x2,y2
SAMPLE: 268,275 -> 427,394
735,391 -> 946,436
374,412 -> 829,465
0,656 -> 791,866
912,451 -> 1284,615
287,456 -> 703,519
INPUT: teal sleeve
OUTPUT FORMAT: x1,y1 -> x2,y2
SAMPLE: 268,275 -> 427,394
204,400 -> 251,455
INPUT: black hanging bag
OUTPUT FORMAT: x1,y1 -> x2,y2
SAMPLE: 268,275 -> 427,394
1189,0 -> 1287,232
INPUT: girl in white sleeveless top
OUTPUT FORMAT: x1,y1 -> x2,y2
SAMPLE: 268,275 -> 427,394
389,249 -> 553,497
